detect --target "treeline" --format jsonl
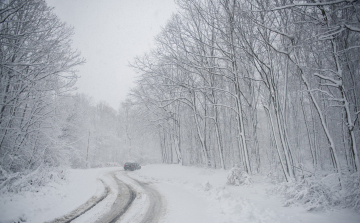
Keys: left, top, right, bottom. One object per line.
{"left": 0, "top": 0, "right": 158, "bottom": 192}
{"left": 0, "top": 0, "right": 83, "bottom": 191}
{"left": 130, "top": 0, "right": 360, "bottom": 181}
{"left": 57, "top": 95, "right": 160, "bottom": 169}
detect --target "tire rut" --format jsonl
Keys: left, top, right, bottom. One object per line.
{"left": 48, "top": 171, "right": 160, "bottom": 223}
{"left": 95, "top": 172, "right": 136, "bottom": 223}
{"left": 134, "top": 179, "right": 163, "bottom": 223}
{"left": 47, "top": 180, "right": 110, "bottom": 223}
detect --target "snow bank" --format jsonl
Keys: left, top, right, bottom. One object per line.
{"left": 0, "top": 167, "right": 117, "bottom": 223}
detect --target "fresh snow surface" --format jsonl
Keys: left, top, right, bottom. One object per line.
{"left": 0, "top": 167, "right": 116, "bottom": 223}
{"left": 1, "top": 164, "right": 360, "bottom": 223}
{"left": 130, "top": 164, "right": 360, "bottom": 223}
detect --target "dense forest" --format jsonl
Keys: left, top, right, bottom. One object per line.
{"left": 128, "top": 0, "right": 360, "bottom": 209}
{"left": 1, "top": 0, "right": 360, "bottom": 210}
{"left": 131, "top": 0, "right": 360, "bottom": 179}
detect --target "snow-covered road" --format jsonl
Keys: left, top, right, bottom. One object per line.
{"left": 1, "top": 165, "right": 360, "bottom": 223}
{"left": 67, "top": 170, "right": 164, "bottom": 223}
{"left": 129, "top": 178, "right": 163, "bottom": 223}
{"left": 93, "top": 171, "right": 136, "bottom": 223}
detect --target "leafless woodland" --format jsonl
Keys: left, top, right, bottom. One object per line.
{"left": 1, "top": 0, "right": 360, "bottom": 210}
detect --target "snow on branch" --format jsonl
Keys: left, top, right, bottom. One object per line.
{"left": 344, "top": 24, "right": 360, "bottom": 32}
{"left": 309, "top": 89, "right": 335, "bottom": 99}
{"left": 271, "top": 0, "right": 355, "bottom": 11}
{"left": 318, "top": 27, "right": 346, "bottom": 41}
{"left": 352, "top": 111, "right": 360, "bottom": 129}
{"left": 251, "top": 19, "right": 295, "bottom": 41}
{"left": 314, "top": 73, "right": 342, "bottom": 87}
{"left": 338, "top": 45, "right": 360, "bottom": 53}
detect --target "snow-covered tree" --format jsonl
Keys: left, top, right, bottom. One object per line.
{"left": 0, "top": 0, "right": 84, "bottom": 191}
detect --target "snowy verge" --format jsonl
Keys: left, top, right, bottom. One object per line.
{"left": 271, "top": 172, "right": 360, "bottom": 212}
{"left": 129, "top": 164, "right": 360, "bottom": 223}
{"left": 0, "top": 167, "right": 119, "bottom": 223}
{"left": 48, "top": 180, "right": 109, "bottom": 223}
{"left": 71, "top": 168, "right": 122, "bottom": 223}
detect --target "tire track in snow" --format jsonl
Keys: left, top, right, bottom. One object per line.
{"left": 47, "top": 180, "right": 110, "bottom": 223}
{"left": 117, "top": 172, "right": 164, "bottom": 223}
{"left": 48, "top": 170, "right": 163, "bottom": 223}
{"left": 94, "top": 172, "right": 136, "bottom": 223}
{"left": 132, "top": 179, "right": 163, "bottom": 223}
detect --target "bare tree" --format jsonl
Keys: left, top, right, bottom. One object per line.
{"left": 0, "top": 0, "right": 84, "bottom": 191}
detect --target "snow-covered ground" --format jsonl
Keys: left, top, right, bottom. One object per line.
{"left": 129, "top": 164, "right": 360, "bottom": 223}
{"left": 0, "top": 168, "right": 106, "bottom": 223}
{"left": 1, "top": 164, "right": 359, "bottom": 223}
{"left": 0, "top": 167, "right": 126, "bottom": 223}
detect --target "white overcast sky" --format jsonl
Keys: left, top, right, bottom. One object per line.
{"left": 46, "top": 0, "right": 177, "bottom": 109}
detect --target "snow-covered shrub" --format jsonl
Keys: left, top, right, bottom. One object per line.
{"left": 264, "top": 171, "right": 284, "bottom": 184}
{"left": 202, "top": 181, "right": 212, "bottom": 191}
{"left": 342, "top": 172, "right": 360, "bottom": 211}
{"left": 273, "top": 174, "right": 341, "bottom": 211}
{"left": 227, "top": 166, "right": 252, "bottom": 186}
{"left": 0, "top": 164, "right": 66, "bottom": 193}
{"left": 272, "top": 173, "right": 360, "bottom": 212}
{"left": 215, "top": 187, "right": 231, "bottom": 200}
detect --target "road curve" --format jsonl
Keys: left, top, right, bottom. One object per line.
{"left": 95, "top": 170, "right": 164, "bottom": 223}
{"left": 48, "top": 169, "right": 163, "bottom": 223}
{"left": 130, "top": 177, "right": 163, "bottom": 223}
{"left": 95, "top": 172, "right": 136, "bottom": 223}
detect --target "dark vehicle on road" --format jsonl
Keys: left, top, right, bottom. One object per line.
{"left": 124, "top": 162, "right": 141, "bottom": 171}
